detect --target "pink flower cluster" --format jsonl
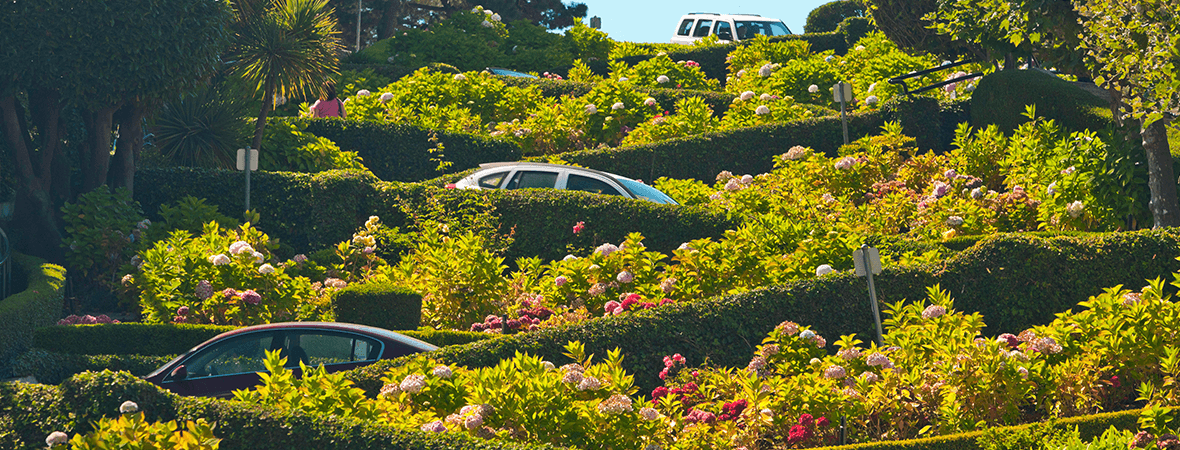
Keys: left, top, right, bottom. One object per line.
{"left": 718, "top": 399, "right": 748, "bottom": 421}
{"left": 677, "top": 60, "right": 700, "bottom": 68}
{"left": 787, "top": 413, "right": 831, "bottom": 445}
{"left": 604, "top": 293, "right": 670, "bottom": 316}
{"left": 683, "top": 408, "right": 716, "bottom": 424}
{"left": 659, "top": 353, "right": 687, "bottom": 380}
{"left": 57, "top": 314, "right": 119, "bottom": 326}
{"left": 541, "top": 72, "right": 563, "bottom": 80}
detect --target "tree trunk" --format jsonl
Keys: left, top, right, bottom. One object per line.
{"left": 251, "top": 79, "right": 276, "bottom": 152}
{"left": 376, "top": 1, "right": 401, "bottom": 40}
{"left": 28, "top": 88, "right": 62, "bottom": 183}
{"left": 1142, "top": 118, "right": 1180, "bottom": 228}
{"left": 109, "top": 102, "right": 145, "bottom": 193}
{"left": 1, "top": 95, "right": 66, "bottom": 262}
{"left": 81, "top": 105, "right": 120, "bottom": 192}
{"left": 0, "top": 95, "right": 39, "bottom": 191}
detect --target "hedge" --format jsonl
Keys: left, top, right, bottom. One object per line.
{"left": 971, "top": 69, "right": 1113, "bottom": 135}
{"left": 812, "top": 409, "right": 1140, "bottom": 450}
{"left": 549, "top": 32, "right": 849, "bottom": 85}
{"left": 31, "top": 323, "right": 494, "bottom": 357}
{"left": 497, "top": 76, "right": 739, "bottom": 116}
{"left": 0, "top": 362, "right": 1142, "bottom": 450}
{"left": 332, "top": 282, "right": 422, "bottom": 330}
{"left": 284, "top": 117, "right": 522, "bottom": 183}
{"left": 0, "top": 370, "right": 554, "bottom": 450}
{"left": 0, "top": 253, "right": 66, "bottom": 378}
{"left": 10, "top": 349, "right": 174, "bottom": 384}
{"left": 133, "top": 169, "right": 736, "bottom": 262}
{"left": 540, "top": 96, "right": 966, "bottom": 183}
{"left": 343, "top": 230, "right": 1180, "bottom": 395}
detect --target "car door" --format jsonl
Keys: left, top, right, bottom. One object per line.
{"left": 284, "top": 329, "right": 385, "bottom": 374}
{"left": 159, "top": 330, "right": 277, "bottom": 398}
{"left": 561, "top": 172, "right": 628, "bottom": 198}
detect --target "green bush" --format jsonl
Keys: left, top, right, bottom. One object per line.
{"left": 11, "top": 349, "right": 175, "bottom": 384}
{"left": 289, "top": 118, "right": 521, "bottom": 183}
{"left": 332, "top": 282, "right": 422, "bottom": 330}
{"left": 497, "top": 74, "right": 739, "bottom": 116}
{"left": 811, "top": 410, "right": 1139, "bottom": 449}
{"left": 838, "top": 16, "right": 876, "bottom": 49}
{"left": 0, "top": 253, "right": 66, "bottom": 378}
{"left": 971, "top": 69, "right": 1114, "bottom": 134}
{"left": 806, "top": 0, "right": 867, "bottom": 34}
{"left": 133, "top": 169, "right": 735, "bottom": 263}
{"left": 33, "top": 323, "right": 237, "bottom": 356}
{"left": 343, "top": 230, "right": 1180, "bottom": 395}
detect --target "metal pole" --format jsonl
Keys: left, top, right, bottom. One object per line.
{"left": 840, "top": 415, "right": 847, "bottom": 445}
{"left": 356, "top": 0, "right": 362, "bottom": 52}
{"left": 244, "top": 146, "right": 252, "bottom": 213}
{"left": 839, "top": 81, "right": 849, "bottom": 145}
{"left": 861, "top": 244, "right": 885, "bottom": 347}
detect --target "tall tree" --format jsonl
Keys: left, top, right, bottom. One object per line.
{"left": 0, "top": 0, "right": 233, "bottom": 260}
{"left": 228, "top": 0, "right": 344, "bottom": 153}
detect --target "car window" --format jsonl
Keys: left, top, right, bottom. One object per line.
{"left": 506, "top": 171, "right": 558, "bottom": 189}
{"left": 567, "top": 174, "right": 623, "bottom": 196}
{"left": 714, "top": 21, "right": 733, "bottom": 40}
{"left": 677, "top": 19, "right": 694, "bottom": 36}
{"left": 478, "top": 171, "right": 508, "bottom": 189}
{"left": 615, "top": 178, "right": 679, "bottom": 205}
{"left": 693, "top": 20, "right": 713, "bottom": 37}
{"left": 289, "top": 331, "right": 382, "bottom": 366}
{"left": 182, "top": 332, "right": 274, "bottom": 379}
{"left": 735, "top": 20, "right": 791, "bottom": 37}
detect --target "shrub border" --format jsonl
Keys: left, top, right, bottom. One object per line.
{"left": 0, "top": 253, "right": 66, "bottom": 378}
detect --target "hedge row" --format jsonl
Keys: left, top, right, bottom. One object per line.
{"left": 344, "top": 230, "right": 1180, "bottom": 395}
{"left": 0, "top": 370, "right": 553, "bottom": 450}
{"left": 0, "top": 253, "right": 66, "bottom": 378}
{"left": 496, "top": 76, "right": 740, "bottom": 115}
{"left": 550, "top": 32, "right": 849, "bottom": 84}
{"left": 11, "top": 349, "right": 173, "bottom": 384}
{"left": 814, "top": 409, "right": 1140, "bottom": 450}
{"left": 542, "top": 96, "right": 965, "bottom": 183}
{"left": 333, "top": 283, "right": 422, "bottom": 330}
{"left": 31, "top": 323, "right": 494, "bottom": 357}
{"left": 0, "top": 359, "right": 1142, "bottom": 450}
{"left": 132, "top": 169, "right": 736, "bottom": 261}
{"left": 285, "top": 117, "right": 521, "bottom": 183}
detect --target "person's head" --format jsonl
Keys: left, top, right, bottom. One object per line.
{"left": 320, "top": 82, "right": 337, "bottom": 101}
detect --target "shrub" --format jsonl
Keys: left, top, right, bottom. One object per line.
{"left": 0, "top": 253, "right": 66, "bottom": 378}
{"left": 60, "top": 187, "right": 147, "bottom": 289}
{"left": 805, "top": 0, "right": 867, "bottom": 34}
{"left": 12, "top": 349, "right": 175, "bottom": 385}
{"left": 333, "top": 282, "right": 422, "bottom": 330}
{"left": 971, "top": 69, "right": 1114, "bottom": 134}
{"left": 259, "top": 120, "right": 366, "bottom": 173}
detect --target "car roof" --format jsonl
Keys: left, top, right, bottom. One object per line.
{"left": 683, "top": 13, "right": 773, "bottom": 20}
{"left": 199, "top": 322, "right": 438, "bottom": 352}
{"left": 476, "top": 161, "right": 626, "bottom": 181}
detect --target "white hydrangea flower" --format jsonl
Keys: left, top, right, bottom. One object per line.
{"left": 46, "top": 431, "right": 69, "bottom": 447}
{"left": 491, "top": 13, "right": 501, "bottom": 22}
{"left": 209, "top": 254, "right": 231, "bottom": 266}
{"left": 1067, "top": 200, "right": 1084, "bottom": 218}
{"left": 865, "top": 95, "right": 879, "bottom": 105}
{"left": 454, "top": 73, "right": 467, "bottom": 81}
{"left": 656, "top": 75, "right": 670, "bottom": 84}
{"left": 481, "top": 20, "right": 493, "bottom": 27}
{"left": 815, "top": 264, "right": 833, "bottom": 276}
{"left": 585, "top": 104, "right": 598, "bottom": 114}
{"left": 379, "top": 92, "right": 394, "bottom": 103}
{"left": 357, "top": 89, "right": 371, "bottom": 96}
{"left": 758, "top": 64, "right": 773, "bottom": 77}
{"left": 740, "top": 91, "right": 755, "bottom": 101}
{"left": 258, "top": 263, "right": 276, "bottom": 274}
{"left": 755, "top": 105, "right": 770, "bottom": 115}
{"left": 432, "top": 365, "right": 453, "bottom": 378}
{"left": 644, "top": 97, "right": 657, "bottom": 106}
{"left": 119, "top": 401, "right": 138, "bottom": 413}
{"left": 611, "top": 102, "right": 624, "bottom": 110}
{"left": 808, "top": 84, "right": 819, "bottom": 93}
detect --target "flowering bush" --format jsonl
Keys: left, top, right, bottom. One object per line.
{"left": 128, "top": 222, "right": 331, "bottom": 325}
{"left": 57, "top": 314, "right": 120, "bottom": 325}
{"left": 259, "top": 120, "right": 365, "bottom": 173}
{"left": 610, "top": 53, "right": 719, "bottom": 91}
{"left": 61, "top": 187, "right": 147, "bottom": 290}
{"left": 49, "top": 412, "right": 220, "bottom": 450}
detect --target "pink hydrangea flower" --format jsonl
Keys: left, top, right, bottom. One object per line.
{"left": 824, "top": 365, "right": 847, "bottom": 379}
{"left": 554, "top": 276, "right": 568, "bottom": 287}
{"left": 594, "top": 243, "right": 619, "bottom": 256}
{"left": 617, "top": 271, "right": 634, "bottom": 283}
{"left": 572, "top": 221, "right": 585, "bottom": 234}
{"left": 241, "top": 289, "right": 261, "bottom": 305}
{"left": 921, "top": 304, "right": 946, "bottom": 319}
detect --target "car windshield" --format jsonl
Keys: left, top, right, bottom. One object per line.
{"left": 735, "top": 20, "right": 791, "bottom": 38}
{"left": 615, "top": 178, "right": 678, "bottom": 205}
{"left": 488, "top": 68, "right": 537, "bottom": 78}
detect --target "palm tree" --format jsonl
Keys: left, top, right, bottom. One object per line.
{"left": 229, "top": 0, "right": 343, "bottom": 152}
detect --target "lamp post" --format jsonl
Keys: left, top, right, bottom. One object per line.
{"left": 237, "top": 147, "right": 258, "bottom": 212}
{"left": 356, "top": 0, "right": 362, "bottom": 51}
{"left": 833, "top": 81, "right": 853, "bottom": 146}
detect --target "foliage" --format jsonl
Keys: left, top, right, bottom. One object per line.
{"left": 64, "top": 412, "right": 220, "bottom": 450}
{"left": 806, "top": 0, "right": 867, "bottom": 34}
{"left": 0, "top": 254, "right": 66, "bottom": 378}
{"left": 971, "top": 68, "right": 1114, "bottom": 134}
{"left": 927, "top": 0, "right": 1085, "bottom": 74}
{"left": 128, "top": 222, "right": 333, "bottom": 326}
{"left": 149, "top": 84, "right": 253, "bottom": 169}
{"left": 259, "top": 120, "right": 366, "bottom": 173}
{"left": 60, "top": 187, "right": 147, "bottom": 289}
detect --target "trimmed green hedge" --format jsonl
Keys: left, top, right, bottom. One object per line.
{"left": 0, "top": 253, "right": 66, "bottom": 378}
{"left": 333, "top": 282, "right": 422, "bottom": 330}
{"left": 284, "top": 117, "right": 522, "bottom": 183}
{"left": 133, "top": 169, "right": 736, "bottom": 262}
{"left": 11, "top": 349, "right": 174, "bottom": 384}
{"left": 971, "top": 69, "right": 1113, "bottom": 134}
{"left": 32, "top": 323, "right": 494, "bottom": 357}
{"left": 0, "top": 370, "right": 554, "bottom": 450}
{"left": 344, "top": 230, "right": 1180, "bottom": 395}
{"left": 497, "top": 76, "right": 739, "bottom": 116}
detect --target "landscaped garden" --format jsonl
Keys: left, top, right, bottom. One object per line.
{"left": 2, "top": 0, "right": 1180, "bottom": 449}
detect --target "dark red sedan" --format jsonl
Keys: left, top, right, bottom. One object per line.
{"left": 142, "top": 322, "right": 438, "bottom": 397}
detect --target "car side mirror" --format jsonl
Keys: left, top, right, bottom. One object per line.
{"left": 170, "top": 365, "right": 188, "bottom": 380}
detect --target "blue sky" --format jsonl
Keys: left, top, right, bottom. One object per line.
{"left": 576, "top": 0, "right": 834, "bottom": 43}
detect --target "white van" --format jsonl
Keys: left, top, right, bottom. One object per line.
{"left": 671, "top": 13, "right": 793, "bottom": 45}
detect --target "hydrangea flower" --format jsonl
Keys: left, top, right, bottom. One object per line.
{"left": 644, "top": 97, "right": 657, "bottom": 107}
{"left": 357, "top": 89, "right": 371, "bottom": 96}
{"left": 490, "top": 13, "right": 501, "bottom": 21}
{"left": 588, "top": 283, "right": 607, "bottom": 297}
{"left": 921, "top": 304, "right": 946, "bottom": 319}
{"left": 616, "top": 270, "right": 634, "bottom": 283}
{"left": 379, "top": 383, "right": 400, "bottom": 397}
{"left": 725, "top": 178, "right": 742, "bottom": 191}
{"left": 970, "top": 187, "right": 985, "bottom": 199}
{"left": 865, "top": 353, "right": 893, "bottom": 368}
{"left": 453, "top": 74, "right": 467, "bottom": 81}
{"left": 866, "top": 95, "right": 879, "bottom": 105}
{"left": 46, "top": 431, "right": 69, "bottom": 447}
{"left": 824, "top": 365, "right": 847, "bottom": 379}
{"left": 252, "top": 251, "right": 264, "bottom": 264}
{"left": 258, "top": 263, "right": 275, "bottom": 274}
{"left": 740, "top": 91, "right": 755, "bottom": 101}
{"left": 861, "top": 371, "right": 880, "bottom": 383}
{"left": 808, "top": 84, "right": 819, "bottom": 93}
{"left": 563, "top": 254, "right": 578, "bottom": 261}
{"left": 400, "top": 374, "right": 427, "bottom": 393}
{"left": 800, "top": 329, "right": 816, "bottom": 340}
{"left": 755, "top": 105, "right": 770, "bottom": 115}
{"left": 932, "top": 181, "right": 950, "bottom": 197}
{"left": 420, "top": 420, "right": 447, "bottom": 432}
{"left": 815, "top": 264, "right": 833, "bottom": 276}
{"left": 229, "top": 241, "right": 253, "bottom": 255}
{"left": 554, "top": 276, "right": 568, "bottom": 287}
{"left": 946, "top": 216, "right": 964, "bottom": 227}
{"left": 241, "top": 289, "right": 262, "bottom": 305}
{"left": 758, "top": 64, "right": 773, "bottom": 77}
{"left": 778, "top": 321, "right": 800, "bottom": 335}
{"left": 119, "top": 401, "right": 138, "bottom": 413}
{"left": 834, "top": 156, "right": 855, "bottom": 170}
{"left": 656, "top": 75, "right": 670, "bottom": 84}
{"left": 481, "top": 20, "right": 493, "bottom": 27}
{"left": 379, "top": 92, "right": 393, "bottom": 103}
{"left": 597, "top": 394, "right": 633, "bottom": 414}
{"left": 611, "top": 102, "right": 624, "bottom": 110}
{"left": 825, "top": 55, "right": 835, "bottom": 63}
{"left": 577, "top": 375, "right": 602, "bottom": 390}
{"left": 640, "top": 407, "right": 659, "bottom": 420}
{"left": 1067, "top": 200, "right": 1084, "bottom": 218}
{"left": 585, "top": 104, "right": 598, "bottom": 114}
{"left": 595, "top": 243, "right": 619, "bottom": 256}
{"left": 177, "top": 306, "right": 190, "bottom": 316}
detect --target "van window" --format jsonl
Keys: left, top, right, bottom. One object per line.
{"left": 714, "top": 21, "right": 732, "bottom": 40}
{"left": 506, "top": 171, "right": 558, "bottom": 190}
{"left": 693, "top": 20, "right": 713, "bottom": 37}
{"left": 567, "top": 174, "right": 623, "bottom": 196}
{"left": 677, "top": 19, "right": 694, "bottom": 36}
{"left": 735, "top": 20, "right": 792, "bottom": 37}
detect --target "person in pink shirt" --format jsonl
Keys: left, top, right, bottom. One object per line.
{"left": 310, "top": 83, "right": 345, "bottom": 118}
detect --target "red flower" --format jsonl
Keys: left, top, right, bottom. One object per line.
{"left": 816, "top": 416, "right": 830, "bottom": 428}
{"left": 787, "top": 424, "right": 813, "bottom": 444}
{"left": 652, "top": 386, "right": 669, "bottom": 400}
{"left": 572, "top": 221, "right": 585, "bottom": 234}
{"left": 798, "top": 413, "right": 815, "bottom": 427}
